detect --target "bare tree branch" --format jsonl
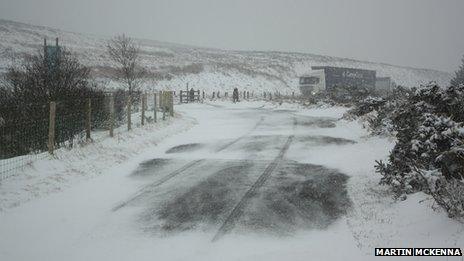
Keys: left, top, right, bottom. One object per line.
{"left": 106, "top": 34, "right": 145, "bottom": 95}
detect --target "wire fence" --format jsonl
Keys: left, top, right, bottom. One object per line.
{"left": 0, "top": 91, "right": 174, "bottom": 180}
{"left": 173, "top": 89, "right": 300, "bottom": 103}
{"left": 1, "top": 88, "right": 296, "bottom": 180}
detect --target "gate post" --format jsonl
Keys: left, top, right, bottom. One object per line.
{"left": 127, "top": 95, "right": 132, "bottom": 131}
{"left": 48, "top": 101, "right": 56, "bottom": 155}
{"left": 141, "top": 93, "right": 146, "bottom": 126}
{"left": 86, "top": 98, "right": 91, "bottom": 141}
{"left": 109, "top": 94, "right": 114, "bottom": 137}
{"left": 169, "top": 91, "right": 174, "bottom": 116}
{"left": 154, "top": 92, "right": 157, "bottom": 123}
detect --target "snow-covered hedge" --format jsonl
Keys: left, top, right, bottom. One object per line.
{"left": 351, "top": 84, "right": 464, "bottom": 219}
{"left": 344, "top": 86, "right": 411, "bottom": 135}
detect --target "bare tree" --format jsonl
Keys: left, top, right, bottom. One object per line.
{"left": 106, "top": 34, "right": 145, "bottom": 95}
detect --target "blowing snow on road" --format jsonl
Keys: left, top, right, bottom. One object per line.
{"left": 1, "top": 101, "right": 462, "bottom": 260}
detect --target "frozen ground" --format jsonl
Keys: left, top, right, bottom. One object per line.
{"left": 0, "top": 101, "right": 463, "bottom": 261}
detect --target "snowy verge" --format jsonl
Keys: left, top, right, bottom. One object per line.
{"left": 0, "top": 113, "right": 196, "bottom": 212}
{"left": 347, "top": 175, "right": 464, "bottom": 255}
{"left": 282, "top": 100, "right": 464, "bottom": 255}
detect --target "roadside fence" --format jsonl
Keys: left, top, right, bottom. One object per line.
{"left": 0, "top": 91, "right": 174, "bottom": 180}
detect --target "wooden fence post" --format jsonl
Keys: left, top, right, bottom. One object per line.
{"left": 169, "top": 91, "right": 174, "bottom": 116}
{"left": 86, "top": 98, "right": 91, "bottom": 141}
{"left": 160, "top": 91, "right": 164, "bottom": 109}
{"left": 127, "top": 95, "right": 132, "bottom": 131}
{"left": 162, "top": 91, "right": 166, "bottom": 121}
{"left": 202, "top": 91, "right": 205, "bottom": 99}
{"left": 109, "top": 94, "right": 114, "bottom": 137}
{"left": 48, "top": 101, "right": 56, "bottom": 155}
{"left": 154, "top": 92, "right": 157, "bottom": 123}
{"left": 180, "top": 90, "right": 183, "bottom": 103}
{"left": 247, "top": 91, "right": 249, "bottom": 99}
{"left": 141, "top": 93, "right": 146, "bottom": 126}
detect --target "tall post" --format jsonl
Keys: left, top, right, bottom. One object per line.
{"left": 154, "top": 92, "right": 157, "bottom": 123}
{"left": 109, "top": 94, "right": 114, "bottom": 137}
{"left": 86, "top": 98, "right": 91, "bottom": 141}
{"left": 141, "top": 93, "right": 146, "bottom": 126}
{"left": 48, "top": 101, "right": 56, "bottom": 155}
{"left": 169, "top": 91, "right": 174, "bottom": 116}
{"left": 202, "top": 91, "right": 205, "bottom": 99}
{"left": 159, "top": 91, "right": 164, "bottom": 109}
{"left": 127, "top": 95, "right": 132, "bottom": 131}
{"left": 180, "top": 90, "right": 183, "bottom": 103}
{"left": 247, "top": 91, "right": 249, "bottom": 99}
{"left": 162, "top": 92, "right": 166, "bottom": 121}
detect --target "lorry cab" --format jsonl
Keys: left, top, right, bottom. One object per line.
{"left": 299, "top": 69, "right": 326, "bottom": 96}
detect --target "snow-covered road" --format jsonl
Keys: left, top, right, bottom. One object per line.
{"left": 0, "top": 101, "right": 462, "bottom": 261}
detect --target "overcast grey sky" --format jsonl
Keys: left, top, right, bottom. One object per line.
{"left": 1, "top": 0, "right": 463, "bottom": 72}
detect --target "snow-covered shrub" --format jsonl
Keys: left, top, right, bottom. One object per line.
{"left": 350, "top": 96, "right": 386, "bottom": 116}
{"left": 417, "top": 168, "right": 464, "bottom": 219}
{"left": 450, "top": 55, "right": 464, "bottom": 87}
{"left": 0, "top": 48, "right": 108, "bottom": 157}
{"left": 436, "top": 177, "right": 464, "bottom": 218}
{"left": 345, "top": 87, "right": 412, "bottom": 134}
{"left": 375, "top": 83, "right": 464, "bottom": 219}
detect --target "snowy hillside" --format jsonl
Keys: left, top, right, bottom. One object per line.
{"left": 0, "top": 19, "right": 452, "bottom": 92}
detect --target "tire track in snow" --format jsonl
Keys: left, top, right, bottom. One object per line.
{"left": 215, "top": 116, "right": 265, "bottom": 152}
{"left": 113, "top": 159, "right": 204, "bottom": 211}
{"left": 212, "top": 117, "right": 296, "bottom": 241}
{"left": 113, "top": 115, "right": 266, "bottom": 211}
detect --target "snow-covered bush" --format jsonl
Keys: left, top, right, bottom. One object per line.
{"left": 450, "top": 56, "right": 464, "bottom": 87}
{"left": 345, "top": 87, "right": 411, "bottom": 135}
{"left": 0, "top": 48, "right": 109, "bottom": 157}
{"left": 417, "top": 168, "right": 464, "bottom": 219}
{"left": 350, "top": 96, "right": 386, "bottom": 116}
{"left": 374, "top": 83, "right": 464, "bottom": 219}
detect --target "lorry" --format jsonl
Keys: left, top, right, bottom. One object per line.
{"left": 299, "top": 66, "right": 377, "bottom": 96}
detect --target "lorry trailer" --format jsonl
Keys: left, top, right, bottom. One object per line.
{"left": 299, "top": 66, "right": 376, "bottom": 96}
